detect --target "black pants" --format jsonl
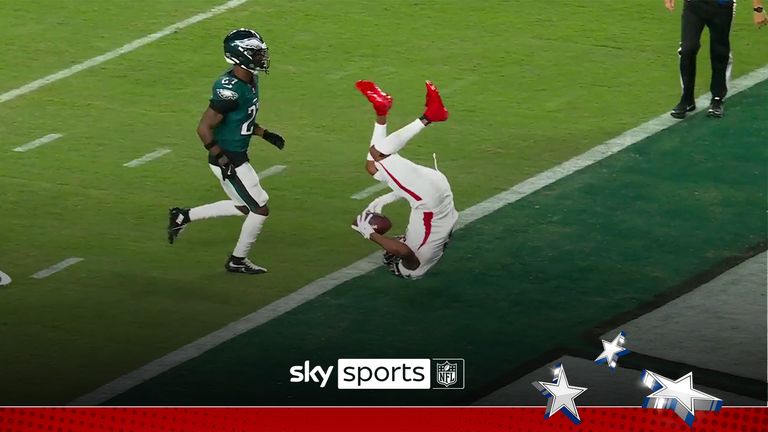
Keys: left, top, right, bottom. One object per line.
{"left": 678, "top": 0, "right": 734, "bottom": 102}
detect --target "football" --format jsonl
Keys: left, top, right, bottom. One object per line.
{"left": 353, "top": 212, "right": 392, "bottom": 235}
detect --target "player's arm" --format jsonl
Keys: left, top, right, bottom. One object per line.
{"left": 369, "top": 233, "right": 420, "bottom": 269}
{"left": 365, "top": 192, "right": 403, "bottom": 214}
{"left": 196, "top": 107, "right": 231, "bottom": 167}
{"left": 253, "top": 124, "right": 285, "bottom": 150}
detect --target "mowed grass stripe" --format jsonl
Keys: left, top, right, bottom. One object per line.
{"left": 72, "top": 65, "right": 768, "bottom": 405}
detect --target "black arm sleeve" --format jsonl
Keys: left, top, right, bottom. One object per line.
{"left": 209, "top": 99, "right": 238, "bottom": 114}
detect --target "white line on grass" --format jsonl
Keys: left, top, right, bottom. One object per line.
{"left": 351, "top": 183, "right": 387, "bottom": 200}
{"left": 0, "top": 270, "right": 11, "bottom": 286}
{"left": 31, "top": 258, "right": 84, "bottom": 279}
{"left": 13, "top": 134, "right": 63, "bottom": 152}
{"left": 70, "top": 64, "right": 768, "bottom": 406}
{"left": 259, "top": 165, "right": 287, "bottom": 179}
{"left": 123, "top": 148, "right": 172, "bottom": 168}
{"left": 0, "top": 0, "right": 247, "bottom": 104}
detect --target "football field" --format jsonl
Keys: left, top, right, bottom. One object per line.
{"left": 0, "top": 1, "right": 765, "bottom": 405}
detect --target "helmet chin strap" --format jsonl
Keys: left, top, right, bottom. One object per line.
{"left": 223, "top": 55, "right": 263, "bottom": 75}
{"left": 241, "top": 65, "right": 259, "bottom": 74}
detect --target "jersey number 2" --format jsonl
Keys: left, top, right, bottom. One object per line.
{"left": 241, "top": 106, "right": 256, "bottom": 135}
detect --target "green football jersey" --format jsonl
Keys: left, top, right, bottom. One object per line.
{"left": 209, "top": 70, "right": 260, "bottom": 153}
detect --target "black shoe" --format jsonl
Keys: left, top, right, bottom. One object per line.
{"left": 707, "top": 97, "right": 724, "bottom": 118}
{"left": 671, "top": 101, "right": 696, "bottom": 119}
{"left": 225, "top": 256, "right": 268, "bottom": 274}
{"left": 167, "top": 207, "right": 190, "bottom": 244}
{"left": 383, "top": 251, "right": 397, "bottom": 266}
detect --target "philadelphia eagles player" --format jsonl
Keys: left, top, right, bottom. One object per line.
{"left": 167, "top": 28, "right": 285, "bottom": 274}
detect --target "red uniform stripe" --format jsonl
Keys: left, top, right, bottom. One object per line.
{"left": 378, "top": 162, "right": 423, "bottom": 201}
{"left": 418, "top": 211, "right": 434, "bottom": 250}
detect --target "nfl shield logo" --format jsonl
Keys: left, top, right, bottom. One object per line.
{"left": 436, "top": 361, "right": 458, "bottom": 387}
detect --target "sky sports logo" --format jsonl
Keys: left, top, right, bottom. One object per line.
{"left": 289, "top": 358, "right": 465, "bottom": 390}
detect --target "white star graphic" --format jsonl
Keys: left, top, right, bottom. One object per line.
{"left": 594, "top": 330, "right": 629, "bottom": 369}
{"left": 641, "top": 370, "right": 723, "bottom": 426}
{"left": 532, "top": 364, "right": 588, "bottom": 424}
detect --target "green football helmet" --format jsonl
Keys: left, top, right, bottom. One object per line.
{"left": 223, "top": 28, "right": 270, "bottom": 74}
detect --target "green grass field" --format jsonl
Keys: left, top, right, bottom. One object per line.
{"left": 0, "top": 1, "right": 765, "bottom": 404}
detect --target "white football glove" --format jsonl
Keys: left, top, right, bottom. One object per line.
{"left": 365, "top": 199, "right": 385, "bottom": 215}
{"left": 351, "top": 213, "right": 376, "bottom": 239}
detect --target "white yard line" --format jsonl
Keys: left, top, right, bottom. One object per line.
{"left": 13, "top": 134, "right": 63, "bottom": 152}
{"left": 0, "top": 270, "right": 11, "bottom": 286}
{"left": 123, "top": 148, "right": 172, "bottom": 168}
{"left": 259, "top": 165, "right": 287, "bottom": 179}
{"left": 70, "top": 64, "right": 768, "bottom": 406}
{"left": 31, "top": 258, "right": 84, "bottom": 279}
{"left": 351, "top": 183, "right": 388, "bottom": 200}
{"left": 0, "top": 0, "right": 247, "bottom": 104}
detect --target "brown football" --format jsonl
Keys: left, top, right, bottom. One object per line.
{"left": 353, "top": 212, "right": 392, "bottom": 235}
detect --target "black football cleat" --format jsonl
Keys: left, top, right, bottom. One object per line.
{"left": 225, "top": 256, "right": 268, "bottom": 275}
{"left": 671, "top": 101, "right": 696, "bottom": 119}
{"left": 167, "top": 207, "right": 190, "bottom": 244}
{"left": 383, "top": 251, "right": 397, "bottom": 266}
{"left": 707, "top": 97, "right": 724, "bottom": 118}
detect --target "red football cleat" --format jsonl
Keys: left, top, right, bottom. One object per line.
{"left": 422, "top": 80, "right": 448, "bottom": 123}
{"left": 355, "top": 80, "right": 393, "bottom": 116}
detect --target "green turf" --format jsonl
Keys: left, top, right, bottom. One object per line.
{"left": 111, "top": 81, "right": 768, "bottom": 405}
{"left": 0, "top": 1, "right": 765, "bottom": 404}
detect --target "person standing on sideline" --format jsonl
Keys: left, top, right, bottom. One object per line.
{"left": 666, "top": 0, "right": 767, "bottom": 119}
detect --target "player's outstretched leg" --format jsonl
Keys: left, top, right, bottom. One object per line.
{"left": 167, "top": 200, "right": 245, "bottom": 244}
{"left": 356, "top": 80, "right": 392, "bottom": 167}
{"left": 370, "top": 80, "right": 449, "bottom": 156}
{"left": 226, "top": 211, "right": 268, "bottom": 274}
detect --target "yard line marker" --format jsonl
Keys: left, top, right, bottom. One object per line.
{"left": 351, "top": 183, "right": 387, "bottom": 200}
{"left": 0, "top": 0, "right": 247, "bottom": 104}
{"left": 123, "top": 148, "right": 172, "bottom": 167}
{"left": 13, "top": 134, "right": 63, "bottom": 152}
{"left": 70, "top": 64, "right": 768, "bottom": 406}
{"left": 259, "top": 165, "right": 287, "bottom": 179}
{"left": 31, "top": 258, "right": 84, "bottom": 279}
{"left": 0, "top": 270, "right": 11, "bottom": 286}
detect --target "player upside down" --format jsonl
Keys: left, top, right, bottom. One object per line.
{"left": 351, "top": 80, "right": 459, "bottom": 279}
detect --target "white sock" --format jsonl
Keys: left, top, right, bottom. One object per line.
{"left": 367, "top": 123, "right": 387, "bottom": 161}
{"left": 232, "top": 213, "right": 268, "bottom": 258}
{"left": 189, "top": 200, "right": 243, "bottom": 221}
{"left": 373, "top": 119, "right": 425, "bottom": 155}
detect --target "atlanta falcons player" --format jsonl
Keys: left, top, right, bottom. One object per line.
{"left": 351, "top": 80, "right": 458, "bottom": 280}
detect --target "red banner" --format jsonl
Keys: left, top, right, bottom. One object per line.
{"left": 0, "top": 407, "right": 765, "bottom": 432}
